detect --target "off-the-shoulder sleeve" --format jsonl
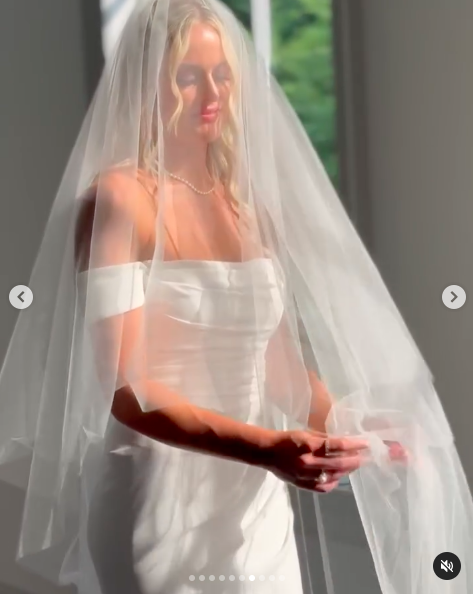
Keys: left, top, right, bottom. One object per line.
{"left": 76, "top": 261, "right": 147, "bottom": 323}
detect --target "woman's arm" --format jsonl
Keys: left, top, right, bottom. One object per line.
{"left": 306, "top": 370, "right": 333, "bottom": 434}
{"left": 112, "top": 382, "right": 278, "bottom": 467}
{"left": 75, "top": 173, "right": 280, "bottom": 469}
{"left": 265, "top": 313, "right": 334, "bottom": 434}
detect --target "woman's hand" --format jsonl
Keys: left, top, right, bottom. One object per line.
{"left": 361, "top": 417, "right": 410, "bottom": 465}
{"left": 385, "top": 440, "right": 410, "bottom": 464}
{"left": 262, "top": 430, "right": 370, "bottom": 494}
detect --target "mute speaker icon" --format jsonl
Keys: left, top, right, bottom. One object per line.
{"left": 433, "top": 552, "right": 460, "bottom": 580}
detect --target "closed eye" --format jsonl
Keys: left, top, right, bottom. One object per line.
{"left": 213, "top": 63, "right": 231, "bottom": 83}
{"left": 176, "top": 65, "right": 201, "bottom": 87}
{"left": 175, "top": 62, "right": 231, "bottom": 87}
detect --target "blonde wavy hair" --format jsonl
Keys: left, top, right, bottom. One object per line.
{"left": 139, "top": 0, "right": 240, "bottom": 205}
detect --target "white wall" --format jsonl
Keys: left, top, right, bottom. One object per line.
{"left": 360, "top": 0, "right": 473, "bottom": 483}
{"left": 0, "top": 1, "right": 100, "bottom": 592}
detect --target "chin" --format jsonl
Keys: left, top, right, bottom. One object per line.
{"left": 195, "top": 122, "right": 222, "bottom": 143}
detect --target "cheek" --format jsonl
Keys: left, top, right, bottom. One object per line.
{"left": 159, "top": 78, "right": 192, "bottom": 111}
{"left": 220, "top": 87, "right": 232, "bottom": 116}
{"left": 180, "top": 87, "right": 197, "bottom": 114}
{"left": 159, "top": 85, "right": 176, "bottom": 119}
{"left": 220, "top": 82, "right": 232, "bottom": 103}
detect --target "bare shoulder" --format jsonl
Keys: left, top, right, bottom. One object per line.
{"left": 74, "top": 166, "right": 157, "bottom": 271}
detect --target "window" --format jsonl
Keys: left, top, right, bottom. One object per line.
{"left": 223, "top": 0, "right": 339, "bottom": 189}
{"left": 100, "top": 0, "right": 136, "bottom": 60}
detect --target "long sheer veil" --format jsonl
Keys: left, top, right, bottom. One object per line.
{"left": 0, "top": 0, "right": 472, "bottom": 592}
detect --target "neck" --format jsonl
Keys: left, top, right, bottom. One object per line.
{"left": 161, "top": 135, "right": 213, "bottom": 187}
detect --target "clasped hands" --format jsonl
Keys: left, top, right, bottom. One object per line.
{"left": 264, "top": 428, "right": 409, "bottom": 494}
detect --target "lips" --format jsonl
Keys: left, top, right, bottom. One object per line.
{"left": 200, "top": 106, "right": 220, "bottom": 122}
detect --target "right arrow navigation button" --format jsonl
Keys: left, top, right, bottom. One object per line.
{"left": 442, "top": 285, "right": 466, "bottom": 310}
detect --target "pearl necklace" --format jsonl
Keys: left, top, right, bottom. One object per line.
{"left": 165, "top": 169, "right": 215, "bottom": 195}
{"left": 149, "top": 160, "right": 215, "bottom": 195}
{"left": 166, "top": 170, "right": 215, "bottom": 195}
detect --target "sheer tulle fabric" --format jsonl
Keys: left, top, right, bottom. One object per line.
{"left": 0, "top": 0, "right": 472, "bottom": 592}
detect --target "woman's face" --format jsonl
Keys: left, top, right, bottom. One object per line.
{"left": 161, "top": 21, "right": 232, "bottom": 143}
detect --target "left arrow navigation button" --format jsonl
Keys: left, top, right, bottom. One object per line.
{"left": 9, "top": 285, "right": 33, "bottom": 310}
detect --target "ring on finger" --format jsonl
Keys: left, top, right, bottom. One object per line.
{"left": 316, "top": 470, "right": 330, "bottom": 484}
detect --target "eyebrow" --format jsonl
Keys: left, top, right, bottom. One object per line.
{"left": 178, "top": 60, "right": 229, "bottom": 70}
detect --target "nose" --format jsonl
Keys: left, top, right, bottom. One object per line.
{"left": 203, "top": 72, "right": 219, "bottom": 102}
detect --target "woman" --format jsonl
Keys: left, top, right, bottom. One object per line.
{"left": 76, "top": 3, "right": 369, "bottom": 591}
{"left": 1, "top": 1, "right": 472, "bottom": 593}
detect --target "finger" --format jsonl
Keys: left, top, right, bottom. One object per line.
{"left": 296, "top": 453, "right": 365, "bottom": 478}
{"left": 298, "top": 451, "right": 359, "bottom": 473}
{"left": 325, "top": 449, "right": 368, "bottom": 458}
{"left": 315, "top": 479, "right": 340, "bottom": 494}
{"left": 295, "top": 477, "right": 340, "bottom": 494}
{"left": 311, "top": 439, "right": 367, "bottom": 459}
{"left": 310, "top": 453, "right": 367, "bottom": 473}
{"left": 325, "top": 436, "right": 371, "bottom": 453}
{"left": 329, "top": 469, "right": 352, "bottom": 480}
{"left": 386, "top": 441, "right": 410, "bottom": 464}
{"left": 301, "top": 450, "right": 365, "bottom": 468}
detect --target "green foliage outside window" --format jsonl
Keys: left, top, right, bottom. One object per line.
{"left": 223, "top": 0, "right": 338, "bottom": 188}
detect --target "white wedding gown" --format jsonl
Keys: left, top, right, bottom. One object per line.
{"left": 82, "top": 258, "right": 304, "bottom": 594}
